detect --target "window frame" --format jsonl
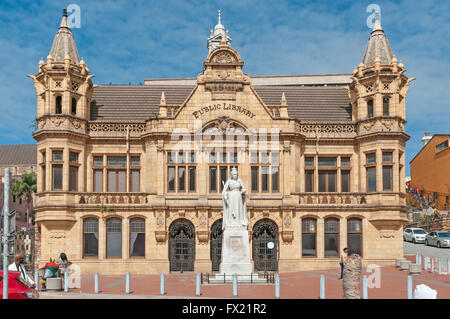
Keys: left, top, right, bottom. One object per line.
{"left": 129, "top": 218, "right": 145, "bottom": 258}
{"left": 324, "top": 218, "right": 340, "bottom": 258}
{"left": 83, "top": 218, "right": 99, "bottom": 258}
{"left": 301, "top": 218, "right": 317, "bottom": 257}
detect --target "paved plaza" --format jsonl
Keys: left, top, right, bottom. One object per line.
{"left": 40, "top": 254, "right": 450, "bottom": 299}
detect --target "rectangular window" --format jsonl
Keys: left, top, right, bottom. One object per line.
{"left": 69, "top": 152, "right": 78, "bottom": 163}
{"left": 319, "top": 171, "right": 336, "bottom": 192}
{"left": 168, "top": 167, "right": 175, "bottom": 191}
{"left": 250, "top": 152, "right": 258, "bottom": 164}
{"left": 251, "top": 166, "right": 259, "bottom": 192}
{"left": 168, "top": 152, "right": 175, "bottom": 163}
{"left": 209, "top": 167, "right": 217, "bottom": 191}
{"left": 305, "top": 171, "right": 314, "bottom": 192}
{"left": 383, "top": 166, "right": 393, "bottom": 191}
{"left": 318, "top": 157, "right": 337, "bottom": 167}
{"left": 42, "top": 165, "right": 46, "bottom": 191}
{"left": 52, "top": 165, "right": 63, "bottom": 190}
{"left": 69, "top": 166, "right": 78, "bottom": 191}
{"left": 305, "top": 157, "right": 314, "bottom": 167}
{"left": 53, "top": 150, "right": 63, "bottom": 161}
{"left": 107, "top": 234, "right": 122, "bottom": 258}
{"left": 341, "top": 157, "right": 350, "bottom": 167}
{"left": 94, "top": 169, "right": 103, "bottom": 192}
{"left": 261, "top": 152, "right": 269, "bottom": 164}
{"left": 178, "top": 166, "right": 186, "bottom": 191}
{"left": 189, "top": 167, "right": 196, "bottom": 191}
{"left": 261, "top": 166, "right": 269, "bottom": 192}
{"left": 108, "top": 170, "right": 126, "bottom": 192}
{"left": 367, "top": 167, "right": 376, "bottom": 192}
{"left": 93, "top": 156, "right": 103, "bottom": 166}
{"left": 131, "top": 170, "right": 140, "bottom": 192}
{"left": 209, "top": 152, "right": 217, "bottom": 164}
{"left": 271, "top": 166, "right": 279, "bottom": 192}
{"left": 382, "top": 152, "right": 393, "bottom": 163}
{"left": 229, "top": 152, "right": 237, "bottom": 163}
{"left": 107, "top": 156, "right": 126, "bottom": 167}
{"left": 131, "top": 156, "right": 140, "bottom": 166}
{"left": 189, "top": 152, "right": 196, "bottom": 163}
{"left": 366, "top": 153, "right": 376, "bottom": 164}
{"left": 341, "top": 171, "right": 350, "bottom": 192}
{"left": 272, "top": 152, "right": 279, "bottom": 165}
{"left": 178, "top": 152, "right": 186, "bottom": 164}
{"left": 220, "top": 167, "right": 227, "bottom": 191}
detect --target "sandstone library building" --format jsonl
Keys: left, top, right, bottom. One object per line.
{"left": 31, "top": 10, "right": 412, "bottom": 274}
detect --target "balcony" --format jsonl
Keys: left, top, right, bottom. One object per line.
{"left": 297, "top": 192, "right": 367, "bottom": 206}
{"left": 76, "top": 192, "right": 150, "bottom": 205}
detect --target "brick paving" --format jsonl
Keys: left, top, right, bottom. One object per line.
{"left": 39, "top": 255, "right": 450, "bottom": 299}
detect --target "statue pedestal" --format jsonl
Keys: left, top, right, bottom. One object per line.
{"left": 219, "top": 228, "right": 253, "bottom": 275}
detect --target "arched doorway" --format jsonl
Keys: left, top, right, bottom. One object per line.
{"left": 210, "top": 219, "right": 223, "bottom": 272}
{"left": 169, "top": 219, "right": 195, "bottom": 272}
{"left": 252, "top": 219, "right": 279, "bottom": 272}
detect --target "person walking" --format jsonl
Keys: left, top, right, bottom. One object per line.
{"left": 8, "top": 253, "right": 35, "bottom": 288}
{"left": 339, "top": 248, "right": 348, "bottom": 280}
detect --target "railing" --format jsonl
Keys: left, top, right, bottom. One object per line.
{"left": 76, "top": 192, "right": 150, "bottom": 205}
{"left": 297, "top": 193, "right": 368, "bottom": 206}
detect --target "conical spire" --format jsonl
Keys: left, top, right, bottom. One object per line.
{"left": 49, "top": 8, "right": 80, "bottom": 65}
{"left": 207, "top": 10, "right": 232, "bottom": 52}
{"left": 361, "top": 12, "right": 393, "bottom": 67}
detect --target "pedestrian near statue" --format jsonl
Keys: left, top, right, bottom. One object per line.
{"left": 56, "top": 252, "right": 72, "bottom": 276}
{"left": 339, "top": 248, "right": 348, "bottom": 280}
{"left": 8, "top": 253, "right": 35, "bottom": 288}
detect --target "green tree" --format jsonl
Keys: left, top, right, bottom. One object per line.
{"left": 10, "top": 171, "right": 37, "bottom": 229}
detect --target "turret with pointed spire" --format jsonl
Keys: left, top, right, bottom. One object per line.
{"left": 207, "top": 10, "right": 232, "bottom": 53}
{"left": 348, "top": 12, "right": 414, "bottom": 124}
{"left": 49, "top": 8, "right": 80, "bottom": 65}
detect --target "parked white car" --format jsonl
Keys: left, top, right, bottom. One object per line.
{"left": 425, "top": 231, "right": 450, "bottom": 248}
{"left": 404, "top": 228, "right": 427, "bottom": 244}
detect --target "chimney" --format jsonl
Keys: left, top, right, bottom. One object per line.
{"left": 421, "top": 131, "right": 432, "bottom": 146}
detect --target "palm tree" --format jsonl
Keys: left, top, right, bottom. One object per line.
{"left": 10, "top": 171, "right": 37, "bottom": 229}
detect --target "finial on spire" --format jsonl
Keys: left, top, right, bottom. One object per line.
{"left": 372, "top": 11, "right": 383, "bottom": 32}
{"left": 220, "top": 28, "right": 227, "bottom": 46}
{"left": 218, "top": 10, "right": 221, "bottom": 25}
{"left": 63, "top": 8, "right": 68, "bottom": 17}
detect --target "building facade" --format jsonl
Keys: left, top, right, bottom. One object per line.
{"left": 31, "top": 10, "right": 412, "bottom": 274}
{"left": 410, "top": 134, "right": 450, "bottom": 211}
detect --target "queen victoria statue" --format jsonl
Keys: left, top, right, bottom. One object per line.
{"left": 222, "top": 167, "right": 248, "bottom": 230}
{"left": 219, "top": 167, "right": 253, "bottom": 276}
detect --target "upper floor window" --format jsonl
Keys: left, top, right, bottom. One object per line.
{"left": 383, "top": 97, "right": 389, "bottom": 116}
{"left": 55, "top": 96, "right": 62, "bottom": 114}
{"left": 366, "top": 153, "right": 376, "bottom": 192}
{"left": 318, "top": 157, "right": 337, "bottom": 192}
{"left": 71, "top": 98, "right": 77, "bottom": 115}
{"left": 367, "top": 99, "right": 374, "bottom": 118}
{"left": 436, "top": 140, "right": 449, "bottom": 152}
{"left": 250, "top": 151, "right": 279, "bottom": 193}
{"left": 382, "top": 151, "right": 393, "bottom": 191}
{"left": 209, "top": 151, "right": 238, "bottom": 193}
{"left": 69, "top": 152, "right": 79, "bottom": 192}
{"left": 168, "top": 151, "right": 196, "bottom": 192}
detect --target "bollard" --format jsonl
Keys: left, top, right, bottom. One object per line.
{"left": 438, "top": 259, "right": 442, "bottom": 275}
{"left": 418, "top": 253, "right": 422, "bottom": 265}
{"left": 448, "top": 258, "right": 450, "bottom": 276}
{"left": 35, "top": 272, "right": 39, "bottom": 291}
{"left": 160, "top": 273, "right": 165, "bottom": 295}
{"left": 407, "top": 276, "right": 413, "bottom": 299}
{"left": 125, "top": 272, "right": 130, "bottom": 294}
{"left": 424, "top": 257, "right": 428, "bottom": 270}
{"left": 233, "top": 274, "right": 238, "bottom": 298}
{"left": 275, "top": 274, "right": 280, "bottom": 299}
{"left": 94, "top": 272, "right": 99, "bottom": 294}
{"left": 362, "top": 275, "right": 368, "bottom": 299}
{"left": 64, "top": 271, "right": 69, "bottom": 293}
{"left": 319, "top": 275, "right": 325, "bottom": 299}
{"left": 196, "top": 274, "right": 201, "bottom": 296}
{"left": 431, "top": 257, "right": 434, "bottom": 273}
{"left": 415, "top": 252, "right": 419, "bottom": 265}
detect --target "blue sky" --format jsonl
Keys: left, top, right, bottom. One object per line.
{"left": 0, "top": 0, "right": 449, "bottom": 175}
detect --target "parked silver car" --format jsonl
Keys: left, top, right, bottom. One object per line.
{"left": 403, "top": 228, "right": 427, "bottom": 243}
{"left": 425, "top": 231, "right": 450, "bottom": 248}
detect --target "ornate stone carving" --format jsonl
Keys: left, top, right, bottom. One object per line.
{"left": 154, "top": 231, "right": 167, "bottom": 244}
{"left": 71, "top": 118, "right": 81, "bottom": 129}
{"left": 88, "top": 123, "right": 145, "bottom": 134}
{"left": 300, "top": 123, "right": 356, "bottom": 135}
{"left": 379, "top": 230, "right": 395, "bottom": 238}
{"left": 49, "top": 231, "right": 66, "bottom": 239}
{"left": 51, "top": 116, "right": 65, "bottom": 127}
{"left": 38, "top": 118, "right": 46, "bottom": 129}
{"left": 211, "top": 51, "right": 236, "bottom": 64}
{"left": 281, "top": 231, "right": 294, "bottom": 244}
{"left": 196, "top": 231, "right": 210, "bottom": 244}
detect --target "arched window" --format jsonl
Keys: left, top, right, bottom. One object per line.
{"left": 367, "top": 99, "right": 374, "bottom": 118}
{"left": 324, "top": 218, "right": 339, "bottom": 257}
{"left": 302, "top": 218, "right": 317, "bottom": 257}
{"left": 55, "top": 96, "right": 62, "bottom": 114}
{"left": 71, "top": 98, "right": 77, "bottom": 115}
{"left": 130, "top": 218, "right": 145, "bottom": 257}
{"left": 83, "top": 218, "right": 98, "bottom": 257}
{"left": 383, "top": 97, "right": 389, "bottom": 116}
{"left": 107, "top": 218, "right": 122, "bottom": 258}
{"left": 347, "top": 218, "right": 362, "bottom": 256}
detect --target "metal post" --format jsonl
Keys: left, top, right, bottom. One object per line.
{"left": 438, "top": 259, "right": 442, "bottom": 275}
{"left": 447, "top": 258, "right": 450, "bottom": 276}
{"left": 64, "top": 271, "right": 69, "bottom": 292}
{"left": 275, "top": 274, "right": 280, "bottom": 299}
{"left": 319, "top": 275, "right": 325, "bottom": 299}
{"left": 232, "top": 274, "right": 237, "bottom": 298}
{"left": 125, "top": 272, "right": 130, "bottom": 294}
{"left": 407, "top": 276, "right": 413, "bottom": 299}
{"left": 3, "top": 168, "right": 10, "bottom": 299}
{"left": 94, "top": 272, "right": 99, "bottom": 293}
{"left": 415, "top": 252, "right": 419, "bottom": 265}
{"left": 196, "top": 273, "right": 201, "bottom": 296}
{"left": 160, "top": 273, "right": 165, "bottom": 295}
{"left": 431, "top": 257, "right": 434, "bottom": 273}
{"left": 362, "top": 275, "right": 368, "bottom": 299}
{"left": 424, "top": 257, "right": 428, "bottom": 270}
{"left": 418, "top": 253, "right": 422, "bottom": 265}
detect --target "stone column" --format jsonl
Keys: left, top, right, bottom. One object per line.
{"left": 299, "top": 152, "right": 305, "bottom": 193}
{"left": 122, "top": 217, "right": 129, "bottom": 259}
{"left": 98, "top": 218, "right": 105, "bottom": 259}
{"left": 63, "top": 146, "right": 70, "bottom": 191}
{"left": 314, "top": 155, "right": 319, "bottom": 192}
{"left": 393, "top": 148, "right": 399, "bottom": 192}
{"left": 317, "top": 217, "right": 324, "bottom": 258}
{"left": 376, "top": 148, "right": 382, "bottom": 192}
{"left": 80, "top": 149, "right": 86, "bottom": 192}
{"left": 86, "top": 153, "right": 93, "bottom": 192}
{"left": 103, "top": 155, "right": 107, "bottom": 193}
{"left": 337, "top": 157, "right": 342, "bottom": 193}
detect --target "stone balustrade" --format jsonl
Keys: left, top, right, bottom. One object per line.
{"left": 76, "top": 192, "right": 149, "bottom": 205}
{"left": 297, "top": 193, "right": 368, "bottom": 206}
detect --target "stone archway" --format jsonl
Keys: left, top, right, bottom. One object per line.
{"left": 169, "top": 218, "right": 195, "bottom": 272}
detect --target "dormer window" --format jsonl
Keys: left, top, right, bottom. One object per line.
{"left": 367, "top": 99, "right": 374, "bottom": 118}
{"left": 55, "top": 96, "right": 62, "bottom": 114}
